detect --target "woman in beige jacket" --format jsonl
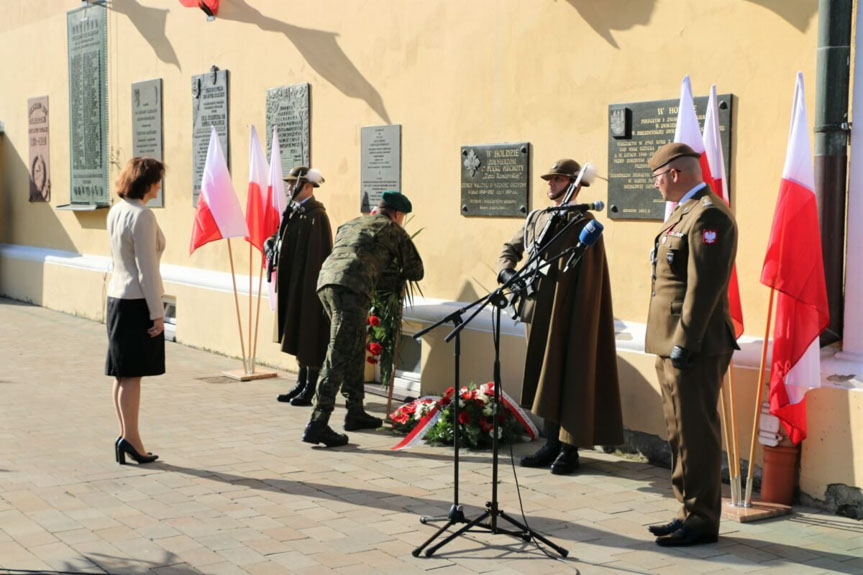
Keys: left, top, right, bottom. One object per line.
{"left": 105, "top": 157, "right": 166, "bottom": 465}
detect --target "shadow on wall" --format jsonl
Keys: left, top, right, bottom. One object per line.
{"left": 216, "top": 0, "right": 391, "bottom": 124}
{"left": 111, "top": 1, "right": 181, "bottom": 69}
{"left": 744, "top": 0, "right": 818, "bottom": 32}
{"left": 563, "top": 0, "right": 656, "bottom": 49}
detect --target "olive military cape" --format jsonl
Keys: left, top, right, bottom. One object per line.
{"left": 500, "top": 212, "right": 623, "bottom": 448}
{"left": 273, "top": 197, "right": 333, "bottom": 368}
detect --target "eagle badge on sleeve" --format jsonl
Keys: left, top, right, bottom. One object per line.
{"left": 703, "top": 229, "right": 718, "bottom": 244}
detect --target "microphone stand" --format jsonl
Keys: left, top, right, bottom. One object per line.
{"left": 413, "top": 214, "right": 586, "bottom": 559}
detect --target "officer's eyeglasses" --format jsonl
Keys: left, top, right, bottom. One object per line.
{"left": 652, "top": 168, "right": 681, "bottom": 184}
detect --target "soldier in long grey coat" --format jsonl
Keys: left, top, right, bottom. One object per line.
{"left": 498, "top": 159, "right": 623, "bottom": 475}
{"left": 265, "top": 166, "right": 332, "bottom": 406}
{"left": 303, "top": 191, "right": 424, "bottom": 447}
{"left": 645, "top": 143, "right": 739, "bottom": 548}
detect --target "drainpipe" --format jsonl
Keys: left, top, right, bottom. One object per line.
{"left": 814, "top": 0, "right": 852, "bottom": 344}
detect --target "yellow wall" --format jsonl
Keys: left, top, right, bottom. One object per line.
{"left": 4, "top": 1, "right": 859, "bottom": 501}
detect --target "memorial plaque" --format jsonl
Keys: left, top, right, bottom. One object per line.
{"left": 266, "top": 84, "right": 310, "bottom": 185}
{"left": 28, "top": 96, "right": 51, "bottom": 203}
{"left": 460, "top": 143, "right": 530, "bottom": 217}
{"left": 67, "top": 5, "right": 109, "bottom": 205}
{"left": 192, "top": 67, "right": 229, "bottom": 206}
{"left": 132, "top": 78, "right": 164, "bottom": 207}
{"left": 607, "top": 94, "right": 733, "bottom": 220}
{"left": 360, "top": 125, "right": 401, "bottom": 212}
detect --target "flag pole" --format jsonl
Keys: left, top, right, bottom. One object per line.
{"left": 248, "top": 243, "right": 254, "bottom": 373}
{"left": 745, "top": 287, "right": 775, "bottom": 506}
{"left": 727, "top": 361, "right": 743, "bottom": 505}
{"left": 227, "top": 239, "right": 249, "bottom": 373}
{"left": 250, "top": 258, "right": 265, "bottom": 370}
{"left": 719, "top": 381, "right": 736, "bottom": 505}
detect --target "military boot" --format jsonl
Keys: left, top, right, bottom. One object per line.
{"left": 302, "top": 419, "right": 349, "bottom": 447}
{"left": 277, "top": 366, "right": 307, "bottom": 403}
{"left": 344, "top": 401, "right": 382, "bottom": 431}
{"left": 520, "top": 420, "right": 561, "bottom": 468}
{"left": 291, "top": 368, "right": 318, "bottom": 406}
{"left": 550, "top": 444, "right": 580, "bottom": 475}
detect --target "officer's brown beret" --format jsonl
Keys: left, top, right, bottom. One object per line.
{"left": 648, "top": 142, "right": 701, "bottom": 172}
{"left": 381, "top": 190, "right": 412, "bottom": 213}
{"left": 541, "top": 158, "right": 589, "bottom": 186}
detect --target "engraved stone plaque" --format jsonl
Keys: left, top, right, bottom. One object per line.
{"left": 266, "top": 84, "right": 310, "bottom": 184}
{"left": 67, "top": 5, "right": 109, "bottom": 205}
{"left": 192, "top": 67, "right": 229, "bottom": 206}
{"left": 28, "top": 96, "right": 51, "bottom": 203}
{"left": 607, "top": 95, "right": 733, "bottom": 220}
{"left": 360, "top": 125, "right": 401, "bottom": 213}
{"left": 460, "top": 143, "right": 530, "bottom": 217}
{"left": 132, "top": 78, "right": 164, "bottom": 207}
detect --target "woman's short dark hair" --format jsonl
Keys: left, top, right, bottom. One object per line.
{"left": 116, "top": 157, "right": 165, "bottom": 200}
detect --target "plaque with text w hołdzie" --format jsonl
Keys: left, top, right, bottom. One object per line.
{"left": 132, "top": 78, "right": 164, "bottom": 207}
{"left": 607, "top": 95, "right": 732, "bottom": 220}
{"left": 460, "top": 143, "right": 530, "bottom": 218}
{"left": 361, "top": 125, "right": 401, "bottom": 213}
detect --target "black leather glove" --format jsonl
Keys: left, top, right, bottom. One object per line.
{"left": 263, "top": 236, "right": 276, "bottom": 258}
{"left": 670, "top": 345, "right": 694, "bottom": 369}
{"left": 497, "top": 268, "right": 517, "bottom": 286}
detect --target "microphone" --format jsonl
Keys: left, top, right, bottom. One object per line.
{"left": 547, "top": 200, "right": 605, "bottom": 213}
{"left": 563, "top": 219, "right": 604, "bottom": 273}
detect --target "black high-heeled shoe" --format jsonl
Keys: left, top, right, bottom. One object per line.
{"left": 117, "top": 438, "right": 158, "bottom": 465}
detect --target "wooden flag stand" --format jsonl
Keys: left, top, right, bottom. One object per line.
{"left": 720, "top": 287, "right": 791, "bottom": 523}
{"left": 222, "top": 240, "right": 278, "bottom": 381}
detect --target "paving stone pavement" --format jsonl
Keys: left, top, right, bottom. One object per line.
{"left": 0, "top": 298, "right": 861, "bottom": 575}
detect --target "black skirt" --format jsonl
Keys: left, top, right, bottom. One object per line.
{"left": 105, "top": 297, "right": 165, "bottom": 377}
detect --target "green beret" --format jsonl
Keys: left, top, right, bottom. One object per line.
{"left": 648, "top": 142, "right": 701, "bottom": 172}
{"left": 381, "top": 190, "right": 412, "bottom": 213}
{"left": 541, "top": 158, "right": 589, "bottom": 186}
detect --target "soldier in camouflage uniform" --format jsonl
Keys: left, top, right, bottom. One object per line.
{"left": 303, "top": 191, "right": 424, "bottom": 447}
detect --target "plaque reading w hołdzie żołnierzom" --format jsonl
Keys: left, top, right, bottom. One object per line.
{"left": 461, "top": 143, "right": 530, "bottom": 217}
{"left": 607, "top": 95, "right": 732, "bottom": 220}
{"left": 132, "top": 78, "right": 164, "bottom": 207}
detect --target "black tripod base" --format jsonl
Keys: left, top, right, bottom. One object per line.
{"left": 418, "top": 502, "right": 568, "bottom": 558}
{"left": 413, "top": 505, "right": 469, "bottom": 557}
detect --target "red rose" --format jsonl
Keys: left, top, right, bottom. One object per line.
{"left": 480, "top": 418, "right": 493, "bottom": 432}
{"left": 368, "top": 315, "right": 381, "bottom": 326}
{"left": 367, "top": 342, "right": 383, "bottom": 356}
{"left": 458, "top": 412, "right": 471, "bottom": 425}
{"left": 366, "top": 356, "right": 379, "bottom": 364}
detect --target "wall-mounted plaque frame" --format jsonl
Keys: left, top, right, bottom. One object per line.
{"left": 192, "top": 67, "right": 229, "bottom": 206}
{"left": 66, "top": 4, "right": 109, "bottom": 207}
{"left": 360, "top": 125, "right": 401, "bottom": 213}
{"left": 266, "top": 83, "right": 310, "bottom": 177}
{"left": 132, "top": 78, "right": 164, "bottom": 207}
{"left": 28, "top": 96, "right": 51, "bottom": 203}
{"left": 607, "top": 94, "right": 733, "bottom": 220}
{"left": 460, "top": 143, "right": 530, "bottom": 217}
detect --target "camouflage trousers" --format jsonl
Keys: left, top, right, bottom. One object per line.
{"left": 311, "top": 286, "right": 369, "bottom": 423}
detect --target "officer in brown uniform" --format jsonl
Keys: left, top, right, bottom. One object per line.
{"left": 303, "top": 191, "right": 424, "bottom": 447}
{"left": 645, "top": 143, "right": 738, "bottom": 547}
{"left": 498, "top": 159, "right": 623, "bottom": 475}
{"left": 266, "top": 167, "right": 333, "bottom": 406}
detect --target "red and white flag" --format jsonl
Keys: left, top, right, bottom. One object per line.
{"left": 266, "top": 128, "right": 287, "bottom": 311}
{"left": 760, "top": 72, "right": 829, "bottom": 444}
{"left": 244, "top": 125, "right": 272, "bottom": 254}
{"left": 665, "top": 75, "right": 709, "bottom": 221}
{"left": 703, "top": 85, "right": 744, "bottom": 338}
{"left": 189, "top": 127, "right": 249, "bottom": 254}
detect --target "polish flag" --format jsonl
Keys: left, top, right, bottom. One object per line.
{"left": 244, "top": 125, "right": 272, "bottom": 254}
{"left": 190, "top": 127, "right": 249, "bottom": 254}
{"left": 665, "top": 75, "right": 710, "bottom": 221}
{"left": 760, "top": 72, "right": 829, "bottom": 444}
{"left": 266, "top": 128, "right": 287, "bottom": 311}
{"left": 703, "top": 85, "right": 744, "bottom": 338}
